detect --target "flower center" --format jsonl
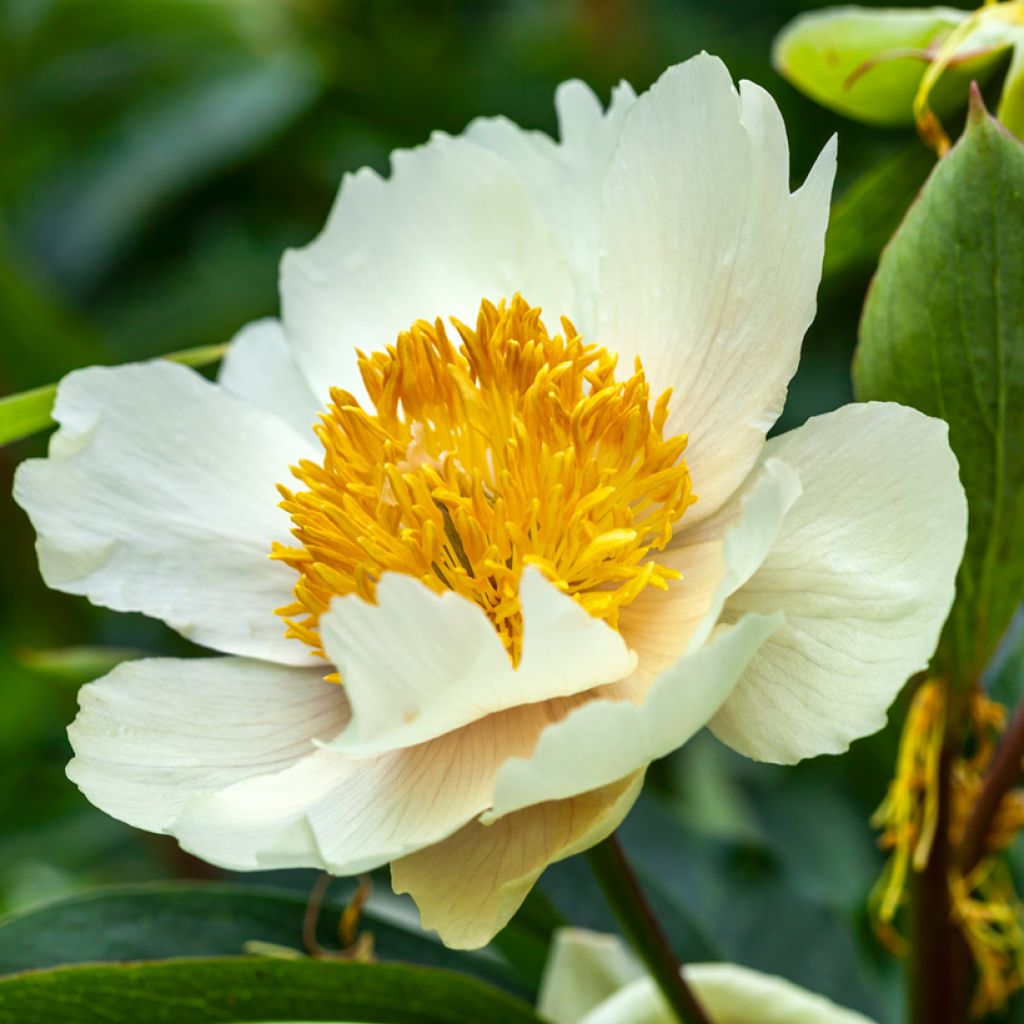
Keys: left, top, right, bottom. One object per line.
{"left": 273, "top": 295, "right": 695, "bottom": 665}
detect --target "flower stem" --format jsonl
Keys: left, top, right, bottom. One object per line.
{"left": 909, "top": 742, "right": 969, "bottom": 1023}
{"left": 959, "top": 698, "right": 1024, "bottom": 872}
{"left": 587, "top": 835, "right": 713, "bottom": 1024}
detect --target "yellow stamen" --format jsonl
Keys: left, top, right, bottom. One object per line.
{"left": 870, "top": 679, "right": 946, "bottom": 938}
{"left": 273, "top": 295, "right": 695, "bottom": 664}
{"left": 952, "top": 858, "right": 1024, "bottom": 1017}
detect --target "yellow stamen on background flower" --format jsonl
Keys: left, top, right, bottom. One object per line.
{"left": 870, "top": 678, "right": 946, "bottom": 945}
{"left": 952, "top": 858, "right": 1024, "bottom": 1017}
{"left": 272, "top": 295, "right": 695, "bottom": 664}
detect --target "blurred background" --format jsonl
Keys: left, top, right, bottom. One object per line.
{"left": 1, "top": 2, "right": 1015, "bottom": 1022}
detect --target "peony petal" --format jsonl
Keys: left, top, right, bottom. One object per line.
{"left": 13, "top": 362, "right": 318, "bottom": 664}
{"left": 218, "top": 318, "right": 321, "bottom": 438}
{"left": 486, "top": 460, "right": 800, "bottom": 816}
{"left": 391, "top": 772, "right": 643, "bottom": 950}
{"left": 66, "top": 656, "right": 343, "bottom": 834}
{"left": 466, "top": 79, "right": 635, "bottom": 330}
{"left": 280, "top": 133, "right": 575, "bottom": 404}
{"left": 541, "top": 929, "right": 876, "bottom": 1023}
{"left": 597, "top": 53, "right": 836, "bottom": 524}
{"left": 710, "top": 403, "right": 967, "bottom": 763}
{"left": 323, "top": 566, "right": 636, "bottom": 756}
{"left": 538, "top": 929, "right": 644, "bottom": 1024}
{"left": 173, "top": 692, "right": 588, "bottom": 876}
{"left": 573, "top": 958, "right": 876, "bottom": 1024}
{"left": 488, "top": 614, "right": 778, "bottom": 819}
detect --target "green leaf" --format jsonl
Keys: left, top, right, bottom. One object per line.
{"left": 823, "top": 142, "right": 935, "bottom": 281}
{"left": 773, "top": 6, "right": 1010, "bottom": 127}
{"left": 0, "top": 342, "right": 228, "bottom": 447}
{"left": 0, "top": 881, "right": 523, "bottom": 998}
{"left": 0, "top": 958, "right": 543, "bottom": 1024}
{"left": 855, "top": 97, "right": 1024, "bottom": 682}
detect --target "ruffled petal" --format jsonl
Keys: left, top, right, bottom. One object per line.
{"left": 173, "top": 691, "right": 589, "bottom": 876}
{"left": 710, "top": 403, "right": 967, "bottom": 763}
{"left": 466, "top": 79, "right": 635, "bottom": 330}
{"left": 218, "top": 318, "right": 320, "bottom": 438}
{"left": 280, "top": 133, "right": 576, "bottom": 403}
{"left": 597, "top": 53, "right": 836, "bottom": 523}
{"left": 66, "top": 656, "right": 342, "bottom": 833}
{"left": 391, "top": 771, "right": 643, "bottom": 949}
{"left": 13, "top": 362, "right": 317, "bottom": 664}
{"left": 322, "top": 567, "right": 636, "bottom": 756}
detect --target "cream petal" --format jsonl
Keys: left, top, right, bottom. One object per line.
{"left": 391, "top": 771, "right": 643, "bottom": 950}
{"left": 542, "top": 930, "right": 876, "bottom": 1024}
{"left": 710, "top": 403, "right": 967, "bottom": 763}
{"left": 280, "top": 133, "right": 575, "bottom": 404}
{"left": 575, "top": 960, "right": 876, "bottom": 1024}
{"left": 488, "top": 613, "right": 778, "bottom": 820}
{"left": 13, "top": 362, "right": 318, "bottom": 664}
{"left": 218, "top": 318, "right": 321, "bottom": 439}
{"left": 174, "top": 693, "right": 586, "bottom": 876}
{"left": 597, "top": 53, "right": 836, "bottom": 524}
{"left": 323, "top": 567, "right": 636, "bottom": 757}
{"left": 538, "top": 929, "right": 644, "bottom": 1024}
{"left": 465, "top": 79, "right": 635, "bottom": 330}
{"left": 486, "top": 460, "right": 800, "bottom": 817}
{"left": 66, "top": 656, "right": 343, "bottom": 834}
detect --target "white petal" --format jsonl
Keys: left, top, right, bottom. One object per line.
{"left": 538, "top": 929, "right": 644, "bottom": 1024}
{"left": 323, "top": 567, "right": 636, "bottom": 756}
{"left": 466, "top": 79, "right": 635, "bottom": 331}
{"left": 579, "top": 963, "right": 876, "bottom": 1024}
{"left": 218, "top": 318, "right": 320, "bottom": 438}
{"left": 711, "top": 402, "right": 967, "bottom": 763}
{"left": 280, "top": 133, "right": 575, "bottom": 403}
{"left": 174, "top": 693, "right": 587, "bottom": 876}
{"left": 486, "top": 460, "right": 800, "bottom": 816}
{"left": 391, "top": 772, "right": 643, "bottom": 950}
{"left": 597, "top": 53, "right": 836, "bottom": 524}
{"left": 66, "top": 656, "right": 343, "bottom": 833}
{"left": 489, "top": 614, "right": 778, "bottom": 819}
{"left": 13, "top": 362, "right": 317, "bottom": 664}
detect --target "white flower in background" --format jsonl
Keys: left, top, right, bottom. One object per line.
{"left": 539, "top": 928, "right": 877, "bottom": 1024}
{"left": 14, "top": 53, "right": 965, "bottom": 949}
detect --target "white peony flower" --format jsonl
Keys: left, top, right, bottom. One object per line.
{"left": 14, "top": 53, "right": 966, "bottom": 949}
{"left": 539, "top": 928, "right": 877, "bottom": 1024}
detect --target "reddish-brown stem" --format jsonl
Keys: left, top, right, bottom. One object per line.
{"left": 910, "top": 744, "right": 970, "bottom": 1024}
{"left": 959, "top": 699, "right": 1024, "bottom": 872}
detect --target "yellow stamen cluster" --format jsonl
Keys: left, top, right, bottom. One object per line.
{"left": 273, "top": 295, "right": 694, "bottom": 664}
{"left": 871, "top": 678, "right": 946, "bottom": 946}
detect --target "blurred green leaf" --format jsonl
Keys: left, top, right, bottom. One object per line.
{"left": 773, "top": 6, "right": 1010, "bottom": 127}
{"left": 0, "top": 958, "right": 543, "bottom": 1024}
{"left": 823, "top": 142, "right": 935, "bottom": 280}
{"left": 0, "top": 881, "right": 523, "bottom": 998}
{"left": 14, "top": 646, "right": 142, "bottom": 684}
{"left": 855, "top": 98, "right": 1024, "bottom": 683}
{"left": 0, "top": 341, "right": 227, "bottom": 446}
{"left": 25, "top": 54, "right": 320, "bottom": 292}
